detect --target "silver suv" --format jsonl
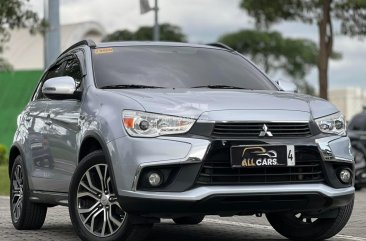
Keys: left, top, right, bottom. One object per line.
{"left": 9, "top": 40, "right": 354, "bottom": 241}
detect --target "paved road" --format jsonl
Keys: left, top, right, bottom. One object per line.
{"left": 0, "top": 190, "right": 365, "bottom": 241}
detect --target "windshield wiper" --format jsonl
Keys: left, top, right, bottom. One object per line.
{"left": 191, "top": 85, "right": 249, "bottom": 89}
{"left": 101, "top": 84, "right": 165, "bottom": 89}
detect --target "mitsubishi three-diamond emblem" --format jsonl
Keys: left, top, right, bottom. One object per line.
{"left": 259, "top": 124, "right": 273, "bottom": 137}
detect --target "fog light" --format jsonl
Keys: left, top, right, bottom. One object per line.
{"left": 339, "top": 169, "right": 351, "bottom": 184}
{"left": 148, "top": 172, "right": 162, "bottom": 187}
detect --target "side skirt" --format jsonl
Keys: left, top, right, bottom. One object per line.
{"left": 30, "top": 190, "right": 69, "bottom": 206}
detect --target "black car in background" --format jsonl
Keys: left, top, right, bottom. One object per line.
{"left": 348, "top": 111, "right": 366, "bottom": 190}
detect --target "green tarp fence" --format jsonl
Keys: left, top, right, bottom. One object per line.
{"left": 0, "top": 70, "right": 42, "bottom": 151}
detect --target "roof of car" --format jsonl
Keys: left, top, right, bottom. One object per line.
{"left": 57, "top": 40, "right": 234, "bottom": 65}
{"left": 96, "top": 41, "right": 224, "bottom": 50}
{"left": 61, "top": 39, "right": 233, "bottom": 56}
{"left": 349, "top": 111, "right": 366, "bottom": 121}
{"left": 353, "top": 111, "right": 366, "bottom": 117}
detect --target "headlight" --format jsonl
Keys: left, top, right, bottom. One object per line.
{"left": 315, "top": 112, "right": 346, "bottom": 136}
{"left": 122, "top": 110, "right": 195, "bottom": 137}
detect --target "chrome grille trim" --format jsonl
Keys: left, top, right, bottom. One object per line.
{"left": 212, "top": 122, "right": 312, "bottom": 138}
{"left": 196, "top": 145, "right": 324, "bottom": 186}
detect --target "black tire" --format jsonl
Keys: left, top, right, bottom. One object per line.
{"left": 10, "top": 156, "right": 47, "bottom": 230}
{"left": 173, "top": 215, "right": 205, "bottom": 225}
{"left": 68, "top": 150, "right": 152, "bottom": 241}
{"left": 266, "top": 199, "right": 354, "bottom": 241}
{"left": 355, "top": 184, "right": 362, "bottom": 191}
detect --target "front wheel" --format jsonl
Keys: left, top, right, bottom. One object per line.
{"left": 355, "top": 184, "right": 362, "bottom": 191}
{"left": 68, "top": 150, "right": 152, "bottom": 241}
{"left": 266, "top": 199, "right": 354, "bottom": 241}
{"left": 10, "top": 156, "right": 47, "bottom": 230}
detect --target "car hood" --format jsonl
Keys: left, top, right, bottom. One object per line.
{"left": 105, "top": 89, "right": 338, "bottom": 120}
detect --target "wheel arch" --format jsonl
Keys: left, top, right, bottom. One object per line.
{"left": 8, "top": 144, "right": 24, "bottom": 178}
{"left": 79, "top": 135, "right": 103, "bottom": 163}
{"left": 78, "top": 132, "right": 119, "bottom": 192}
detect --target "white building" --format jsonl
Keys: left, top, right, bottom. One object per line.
{"left": 2, "top": 21, "right": 106, "bottom": 70}
{"left": 329, "top": 87, "right": 366, "bottom": 121}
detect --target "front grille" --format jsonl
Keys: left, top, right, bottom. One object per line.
{"left": 196, "top": 145, "right": 324, "bottom": 186}
{"left": 212, "top": 122, "right": 312, "bottom": 138}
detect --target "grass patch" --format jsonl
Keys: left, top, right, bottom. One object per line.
{"left": 0, "top": 165, "right": 9, "bottom": 196}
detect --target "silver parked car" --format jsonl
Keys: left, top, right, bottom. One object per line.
{"left": 9, "top": 40, "right": 354, "bottom": 241}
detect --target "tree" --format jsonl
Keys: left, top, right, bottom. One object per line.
{"left": 103, "top": 23, "right": 187, "bottom": 42}
{"left": 102, "top": 30, "right": 135, "bottom": 41}
{"left": 0, "top": 0, "right": 39, "bottom": 70}
{"left": 219, "top": 29, "right": 340, "bottom": 95}
{"left": 220, "top": 30, "right": 317, "bottom": 78}
{"left": 240, "top": 0, "right": 366, "bottom": 99}
{"left": 0, "top": 58, "right": 12, "bottom": 72}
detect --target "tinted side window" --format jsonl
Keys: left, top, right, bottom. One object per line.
{"left": 45, "top": 63, "right": 64, "bottom": 80}
{"left": 64, "top": 57, "right": 83, "bottom": 89}
{"left": 35, "top": 62, "right": 65, "bottom": 100}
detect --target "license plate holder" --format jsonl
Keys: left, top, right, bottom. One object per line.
{"left": 230, "top": 145, "right": 295, "bottom": 168}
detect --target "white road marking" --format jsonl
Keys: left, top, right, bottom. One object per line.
{"left": 335, "top": 235, "right": 366, "bottom": 241}
{"left": 205, "top": 218, "right": 366, "bottom": 241}
{"left": 205, "top": 218, "right": 273, "bottom": 230}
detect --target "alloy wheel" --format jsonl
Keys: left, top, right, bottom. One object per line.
{"left": 76, "top": 164, "right": 126, "bottom": 237}
{"left": 11, "top": 164, "right": 24, "bottom": 223}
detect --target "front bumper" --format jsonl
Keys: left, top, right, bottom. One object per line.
{"left": 108, "top": 133, "right": 354, "bottom": 215}
{"left": 120, "top": 183, "right": 354, "bottom": 201}
{"left": 118, "top": 184, "right": 354, "bottom": 216}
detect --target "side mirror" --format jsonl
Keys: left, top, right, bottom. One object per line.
{"left": 276, "top": 80, "right": 298, "bottom": 93}
{"left": 42, "top": 76, "right": 77, "bottom": 100}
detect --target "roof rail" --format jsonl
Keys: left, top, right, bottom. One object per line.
{"left": 60, "top": 39, "right": 97, "bottom": 56}
{"left": 206, "top": 42, "right": 234, "bottom": 51}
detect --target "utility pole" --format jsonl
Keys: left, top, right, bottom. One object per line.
{"left": 44, "top": 0, "right": 60, "bottom": 69}
{"left": 153, "top": 0, "right": 159, "bottom": 41}
{"left": 140, "top": 0, "right": 160, "bottom": 41}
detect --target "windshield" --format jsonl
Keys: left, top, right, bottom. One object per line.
{"left": 92, "top": 46, "right": 277, "bottom": 90}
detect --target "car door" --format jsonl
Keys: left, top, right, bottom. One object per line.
{"left": 349, "top": 114, "right": 366, "bottom": 170}
{"left": 349, "top": 114, "right": 366, "bottom": 147}
{"left": 42, "top": 54, "right": 84, "bottom": 192}
{"left": 28, "top": 63, "right": 65, "bottom": 191}
{"left": 360, "top": 117, "right": 366, "bottom": 149}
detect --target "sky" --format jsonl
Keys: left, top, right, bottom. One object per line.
{"left": 27, "top": 0, "right": 366, "bottom": 91}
